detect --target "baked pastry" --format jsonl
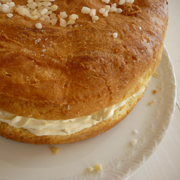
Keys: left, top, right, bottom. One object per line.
{"left": 0, "top": 0, "right": 168, "bottom": 144}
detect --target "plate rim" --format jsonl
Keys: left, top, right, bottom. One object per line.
{"left": 116, "top": 45, "right": 177, "bottom": 180}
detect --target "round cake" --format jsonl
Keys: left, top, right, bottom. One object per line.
{"left": 0, "top": 0, "right": 168, "bottom": 144}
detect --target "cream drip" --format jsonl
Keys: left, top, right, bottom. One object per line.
{"left": 0, "top": 87, "right": 145, "bottom": 136}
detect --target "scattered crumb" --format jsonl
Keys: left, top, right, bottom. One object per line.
{"left": 151, "top": 129, "right": 154, "bottom": 132}
{"left": 87, "top": 163, "right": 103, "bottom": 173}
{"left": 131, "top": 139, "right": 138, "bottom": 146}
{"left": 152, "top": 89, "right": 157, "bottom": 94}
{"left": 148, "top": 99, "right": 155, "bottom": 105}
{"left": 94, "top": 163, "right": 103, "bottom": 173}
{"left": 153, "top": 72, "right": 158, "bottom": 78}
{"left": 87, "top": 167, "right": 94, "bottom": 172}
{"left": 51, "top": 147, "right": 59, "bottom": 155}
{"left": 156, "top": 83, "right": 162, "bottom": 90}
{"left": 133, "top": 129, "right": 138, "bottom": 134}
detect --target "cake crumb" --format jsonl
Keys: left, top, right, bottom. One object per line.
{"left": 153, "top": 72, "right": 158, "bottom": 78}
{"left": 133, "top": 129, "right": 138, "bottom": 134}
{"left": 87, "top": 167, "right": 94, "bottom": 172}
{"left": 87, "top": 163, "right": 103, "bottom": 173}
{"left": 131, "top": 139, "right": 138, "bottom": 146}
{"left": 51, "top": 147, "right": 59, "bottom": 155}
{"left": 94, "top": 163, "right": 103, "bottom": 173}
{"left": 152, "top": 89, "right": 157, "bottom": 94}
{"left": 157, "top": 83, "right": 162, "bottom": 90}
{"left": 148, "top": 99, "right": 155, "bottom": 105}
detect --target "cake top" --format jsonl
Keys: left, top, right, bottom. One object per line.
{"left": 0, "top": 0, "right": 168, "bottom": 120}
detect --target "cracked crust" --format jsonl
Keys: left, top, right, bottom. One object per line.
{"left": 0, "top": 0, "right": 168, "bottom": 120}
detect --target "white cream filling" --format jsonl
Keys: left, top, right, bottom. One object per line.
{"left": 0, "top": 87, "right": 145, "bottom": 136}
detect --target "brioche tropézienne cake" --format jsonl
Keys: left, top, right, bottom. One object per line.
{"left": 0, "top": 0, "right": 168, "bottom": 144}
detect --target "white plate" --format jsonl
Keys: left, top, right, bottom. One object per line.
{"left": 0, "top": 47, "right": 176, "bottom": 180}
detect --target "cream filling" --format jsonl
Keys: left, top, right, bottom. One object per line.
{"left": 0, "top": 87, "right": 145, "bottom": 136}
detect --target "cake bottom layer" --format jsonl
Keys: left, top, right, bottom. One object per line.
{"left": 0, "top": 82, "right": 148, "bottom": 144}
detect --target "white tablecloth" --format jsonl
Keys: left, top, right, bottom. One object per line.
{"left": 129, "top": 1, "right": 180, "bottom": 180}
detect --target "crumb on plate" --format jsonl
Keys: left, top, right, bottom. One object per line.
{"left": 87, "top": 167, "right": 94, "bottom": 172}
{"left": 51, "top": 147, "right": 59, "bottom": 155}
{"left": 94, "top": 163, "right": 103, "bottom": 173}
{"left": 153, "top": 72, "right": 158, "bottom": 78}
{"left": 87, "top": 163, "right": 103, "bottom": 173}
{"left": 152, "top": 89, "right": 158, "bottom": 94}
{"left": 148, "top": 99, "right": 155, "bottom": 105}
{"left": 131, "top": 139, "right": 138, "bottom": 146}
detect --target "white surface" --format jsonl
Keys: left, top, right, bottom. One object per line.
{"left": 129, "top": 1, "right": 180, "bottom": 180}
{"left": 0, "top": 48, "right": 176, "bottom": 180}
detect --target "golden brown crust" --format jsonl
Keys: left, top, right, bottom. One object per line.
{"left": 0, "top": 83, "right": 147, "bottom": 144}
{"left": 0, "top": 0, "right": 168, "bottom": 120}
